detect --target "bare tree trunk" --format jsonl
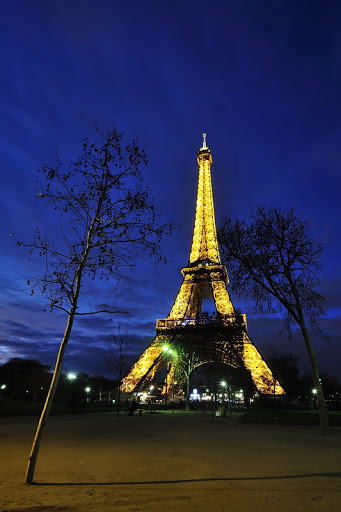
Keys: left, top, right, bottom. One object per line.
{"left": 300, "top": 320, "right": 330, "bottom": 435}
{"left": 116, "top": 389, "right": 121, "bottom": 418}
{"left": 25, "top": 310, "right": 75, "bottom": 483}
{"left": 185, "top": 372, "right": 190, "bottom": 411}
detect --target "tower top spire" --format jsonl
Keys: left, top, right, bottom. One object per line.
{"left": 201, "top": 133, "right": 208, "bottom": 150}
{"left": 189, "top": 136, "right": 220, "bottom": 266}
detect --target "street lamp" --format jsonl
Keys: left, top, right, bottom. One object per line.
{"left": 311, "top": 388, "right": 318, "bottom": 414}
{"left": 220, "top": 381, "right": 227, "bottom": 416}
{"left": 66, "top": 373, "right": 78, "bottom": 412}
{"left": 148, "top": 385, "right": 155, "bottom": 413}
{"left": 220, "top": 381, "right": 227, "bottom": 400}
{"left": 85, "top": 386, "right": 91, "bottom": 403}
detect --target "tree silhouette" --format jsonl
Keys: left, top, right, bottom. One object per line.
{"left": 218, "top": 205, "right": 330, "bottom": 434}
{"left": 15, "top": 126, "right": 173, "bottom": 483}
{"left": 266, "top": 350, "right": 301, "bottom": 406}
{"left": 105, "top": 326, "right": 130, "bottom": 417}
{"left": 0, "top": 358, "right": 50, "bottom": 402}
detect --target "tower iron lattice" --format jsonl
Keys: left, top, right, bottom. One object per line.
{"left": 122, "top": 136, "right": 284, "bottom": 396}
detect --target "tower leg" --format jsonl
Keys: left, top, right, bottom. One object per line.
{"left": 122, "top": 337, "right": 164, "bottom": 393}
{"left": 242, "top": 333, "right": 284, "bottom": 395}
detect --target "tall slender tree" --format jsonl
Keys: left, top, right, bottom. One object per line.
{"left": 218, "top": 206, "right": 330, "bottom": 434}
{"left": 14, "top": 126, "right": 173, "bottom": 483}
{"left": 105, "top": 326, "right": 130, "bottom": 417}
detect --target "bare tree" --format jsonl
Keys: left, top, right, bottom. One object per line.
{"left": 105, "top": 326, "right": 130, "bottom": 417}
{"left": 266, "top": 350, "right": 301, "bottom": 406}
{"left": 218, "top": 205, "right": 330, "bottom": 434}
{"left": 171, "top": 343, "right": 201, "bottom": 411}
{"left": 14, "top": 126, "right": 173, "bottom": 483}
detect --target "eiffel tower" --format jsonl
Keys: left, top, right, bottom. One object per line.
{"left": 122, "top": 135, "right": 284, "bottom": 396}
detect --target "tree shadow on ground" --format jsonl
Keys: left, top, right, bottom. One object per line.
{"left": 34, "top": 472, "right": 341, "bottom": 486}
{"left": 0, "top": 507, "right": 77, "bottom": 512}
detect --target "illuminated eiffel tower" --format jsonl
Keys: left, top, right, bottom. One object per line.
{"left": 122, "top": 135, "right": 284, "bottom": 396}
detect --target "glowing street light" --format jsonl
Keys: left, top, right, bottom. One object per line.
{"left": 220, "top": 381, "right": 227, "bottom": 399}
{"left": 1, "top": 384, "right": 6, "bottom": 390}
{"left": 220, "top": 380, "right": 231, "bottom": 415}
{"left": 67, "top": 372, "right": 77, "bottom": 381}
{"left": 311, "top": 388, "right": 318, "bottom": 414}
{"left": 162, "top": 345, "right": 174, "bottom": 355}
{"left": 84, "top": 386, "right": 91, "bottom": 403}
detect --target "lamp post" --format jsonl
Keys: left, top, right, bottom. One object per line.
{"left": 312, "top": 388, "right": 318, "bottom": 415}
{"left": 221, "top": 381, "right": 227, "bottom": 416}
{"left": 149, "top": 385, "right": 155, "bottom": 413}
{"left": 85, "top": 386, "right": 91, "bottom": 403}
{"left": 66, "top": 372, "right": 77, "bottom": 412}
{"left": 0, "top": 384, "right": 6, "bottom": 401}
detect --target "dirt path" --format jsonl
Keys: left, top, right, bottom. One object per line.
{"left": 0, "top": 410, "right": 340, "bottom": 512}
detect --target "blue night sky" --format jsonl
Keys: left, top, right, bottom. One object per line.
{"left": 1, "top": 1, "right": 340, "bottom": 380}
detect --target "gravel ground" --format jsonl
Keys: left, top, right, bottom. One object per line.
{"left": 0, "top": 410, "right": 340, "bottom": 512}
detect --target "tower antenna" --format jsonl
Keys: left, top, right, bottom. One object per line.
{"left": 201, "top": 133, "right": 207, "bottom": 150}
